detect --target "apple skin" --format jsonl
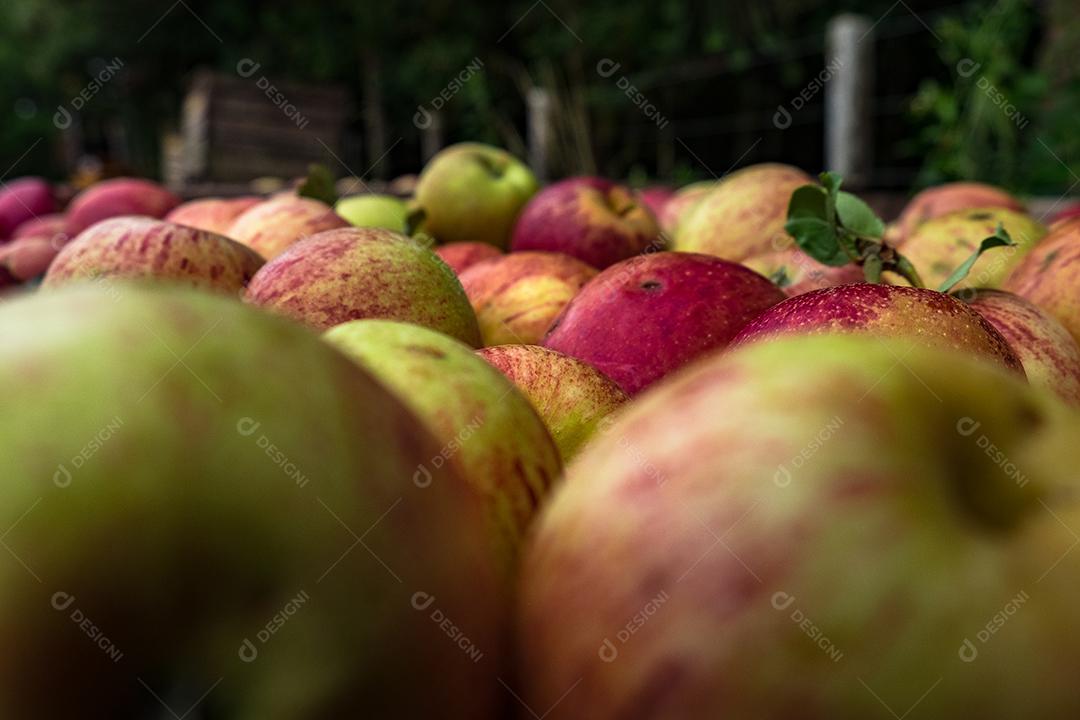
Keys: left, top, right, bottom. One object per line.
{"left": 635, "top": 186, "right": 674, "bottom": 219}
{"left": 519, "top": 333, "right": 1080, "bottom": 720}
{"left": 733, "top": 283, "right": 1024, "bottom": 375}
{"left": 435, "top": 242, "right": 504, "bottom": 275}
{"left": 0, "top": 284, "right": 504, "bottom": 718}
{"left": 415, "top": 142, "right": 538, "bottom": 249}
{"left": 0, "top": 177, "right": 54, "bottom": 240}
{"left": 245, "top": 227, "right": 482, "bottom": 343}
{"left": 334, "top": 194, "right": 409, "bottom": 232}
{"left": 478, "top": 344, "right": 628, "bottom": 462}
{"left": 42, "top": 217, "right": 264, "bottom": 294}
{"left": 673, "top": 164, "right": 812, "bottom": 261}
{"left": 65, "top": 178, "right": 180, "bottom": 236}
{"left": 656, "top": 181, "right": 714, "bottom": 237}
{"left": 897, "top": 207, "right": 1047, "bottom": 290}
{"left": 0, "top": 214, "right": 71, "bottom": 282}
{"left": 896, "top": 182, "right": 1025, "bottom": 241}
{"left": 459, "top": 251, "right": 597, "bottom": 346}
{"left": 226, "top": 195, "right": 350, "bottom": 260}
{"left": 542, "top": 252, "right": 787, "bottom": 395}
{"left": 1004, "top": 221, "right": 1080, "bottom": 347}
{"left": 511, "top": 177, "right": 661, "bottom": 269}
{"left": 324, "top": 320, "right": 561, "bottom": 577}
{"left": 164, "top": 196, "right": 262, "bottom": 235}
{"left": 1049, "top": 202, "right": 1080, "bottom": 229}
{"left": 960, "top": 289, "right": 1080, "bottom": 406}
{"left": 742, "top": 248, "right": 864, "bottom": 297}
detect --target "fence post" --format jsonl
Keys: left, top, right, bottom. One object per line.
{"left": 527, "top": 87, "right": 552, "bottom": 182}
{"left": 825, "top": 14, "right": 874, "bottom": 188}
{"left": 420, "top": 110, "right": 443, "bottom": 163}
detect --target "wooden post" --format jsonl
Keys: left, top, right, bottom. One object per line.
{"left": 420, "top": 110, "right": 443, "bottom": 163}
{"left": 527, "top": 87, "right": 552, "bottom": 183}
{"left": 825, "top": 14, "right": 874, "bottom": 188}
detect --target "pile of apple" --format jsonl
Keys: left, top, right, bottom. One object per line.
{"left": 2, "top": 142, "right": 1080, "bottom": 719}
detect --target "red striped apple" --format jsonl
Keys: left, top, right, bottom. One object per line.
{"left": 1004, "top": 221, "right": 1080, "bottom": 347}
{"left": 164, "top": 196, "right": 262, "bottom": 235}
{"left": 226, "top": 195, "right": 349, "bottom": 259}
{"left": 435, "top": 242, "right": 503, "bottom": 275}
{"left": 895, "top": 182, "right": 1025, "bottom": 241}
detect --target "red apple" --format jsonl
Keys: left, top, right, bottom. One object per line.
{"left": 1004, "top": 221, "right": 1080, "bottom": 347}
{"left": 542, "top": 251, "right": 786, "bottom": 395}
{"left": 164, "top": 196, "right": 262, "bottom": 236}
{"left": 0, "top": 178, "right": 54, "bottom": 241}
{"left": 65, "top": 178, "right": 180, "bottom": 236}
{"left": 742, "top": 248, "right": 864, "bottom": 297}
{"left": 226, "top": 195, "right": 350, "bottom": 259}
{"left": 635, "top": 185, "right": 675, "bottom": 219}
{"left": 511, "top": 177, "right": 660, "bottom": 269}
{"left": 733, "top": 284, "right": 1024, "bottom": 374}
{"left": 895, "top": 182, "right": 1025, "bottom": 241}
{"left": 435, "top": 242, "right": 504, "bottom": 275}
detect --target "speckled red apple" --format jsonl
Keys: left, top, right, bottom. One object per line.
{"left": 245, "top": 227, "right": 482, "bottom": 343}
{"left": 635, "top": 186, "right": 675, "bottom": 221}
{"left": 43, "top": 217, "right": 264, "bottom": 294}
{"left": 478, "top": 344, "right": 628, "bottom": 462}
{"left": 895, "top": 181, "right": 1025, "bottom": 241}
{"left": 65, "top": 178, "right": 180, "bottom": 236}
{"left": 742, "top": 248, "right": 864, "bottom": 296}
{"left": 961, "top": 289, "right": 1080, "bottom": 405}
{"left": 1, "top": 214, "right": 71, "bottom": 282}
{"left": 435, "top": 242, "right": 504, "bottom": 275}
{"left": 733, "top": 284, "right": 1024, "bottom": 374}
{"left": 657, "top": 181, "right": 714, "bottom": 236}
{"left": 165, "top": 196, "right": 262, "bottom": 235}
{"left": 227, "top": 195, "right": 349, "bottom": 259}
{"left": 511, "top": 177, "right": 660, "bottom": 269}
{"left": 543, "top": 252, "right": 786, "bottom": 395}
{"left": 459, "top": 251, "right": 597, "bottom": 345}
{"left": 1004, "top": 221, "right": 1080, "bottom": 347}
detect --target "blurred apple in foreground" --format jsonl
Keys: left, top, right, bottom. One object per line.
{"left": 478, "top": 344, "right": 628, "bottom": 462}
{"left": 511, "top": 177, "right": 660, "bottom": 269}
{"left": 0, "top": 177, "right": 54, "bottom": 239}
{"left": 742, "top": 248, "right": 863, "bottom": 296}
{"left": 435, "top": 242, "right": 503, "bottom": 275}
{"left": 674, "top": 164, "right": 812, "bottom": 261}
{"left": 657, "top": 181, "right": 713, "bottom": 237}
{"left": 65, "top": 178, "right": 180, "bottom": 236}
{"left": 1004, "top": 221, "right": 1080, "bottom": 347}
{"left": 897, "top": 208, "right": 1046, "bottom": 290}
{"left": 43, "top": 217, "right": 264, "bottom": 294}
{"left": 895, "top": 181, "right": 1025, "bottom": 241}
{"left": 543, "top": 252, "right": 786, "bottom": 395}
{"left": 164, "top": 196, "right": 261, "bottom": 235}
{"left": 227, "top": 195, "right": 349, "bottom": 259}
{"left": 0, "top": 285, "right": 503, "bottom": 718}
{"left": 733, "top": 284, "right": 1024, "bottom": 374}
{"left": 324, "top": 320, "right": 561, "bottom": 577}
{"left": 960, "top": 289, "right": 1080, "bottom": 406}
{"left": 459, "top": 251, "right": 597, "bottom": 345}
{"left": 334, "top": 194, "right": 409, "bottom": 232}
{"left": 520, "top": 333, "right": 1080, "bottom": 719}
{"left": 245, "top": 227, "right": 481, "bottom": 343}
{"left": 415, "top": 143, "right": 537, "bottom": 248}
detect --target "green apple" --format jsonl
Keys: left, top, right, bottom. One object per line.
{"left": 520, "top": 334, "right": 1080, "bottom": 719}
{"left": 334, "top": 194, "right": 409, "bottom": 233}
{"left": 323, "top": 319, "right": 561, "bottom": 577}
{"left": 895, "top": 182, "right": 1025, "bottom": 241}
{"left": 477, "top": 344, "right": 628, "bottom": 462}
{"left": 0, "top": 284, "right": 504, "bottom": 718}
{"left": 415, "top": 143, "right": 538, "bottom": 248}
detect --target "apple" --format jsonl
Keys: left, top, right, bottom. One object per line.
{"left": 732, "top": 284, "right": 1024, "bottom": 374}
{"left": 226, "top": 195, "right": 350, "bottom": 260}
{"left": 478, "top": 344, "right": 628, "bottom": 462}
{"left": 0, "top": 284, "right": 504, "bottom": 717}
{"left": 1004, "top": 220, "right": 1080, "bottom": 347}
{"left": 458, "top": 251, "right": 597, "bottom": 346}
{"left": 164, "top": 196, "right": 262, "bottom": 235}
{"left": 656, "top": 181, "right": 713, "bottom": 237}
{"left": 65, "top": 178, "right": 180, "bottom": 236}
{"left": 673, "top": 164, "right": 812, "bottom": 261}
{"left": 435, "top": 242, "right": 504, "bottom": 275}
{"left": 896, "top": 207, "right": 1047, "bottom": 290}
{"left": 519, "top": 333, "right": 1080, "bottom": 719}
{"left": 334, "top": 194, "right": 409, "bottom": 232}
{"left": 245, "top": 227, "right": 481, "bottom": 343}
{"left": 959, "top": 289, "right": 1080, "bottom": 406}
{"left": 510, "top": 177, "right": 660, "bottom": 269}
{"left": 1048, "top": 202, "right": 1080, "bottom": 229}
{"left": 0, "top": 214, "right": 71, "bottom": 283}
{"left": 542, "top": 252, "right": 786, "bottom": 395}
{"left": 895, "top": 181, "right": 1025, "bottom": 241}
{"left": 12, "top": 213, "right": 67, "bottom": 242}
{"left": 0, "top": 177, "right": 54, "bottom": 240}
{"left": 635, "top": 186, "right": 674, "bottom": 219}
{"left": 415, "top": 142, "right": 538, "bottom": 248}
{"left": 742, "top": 248, "right": 864, "bottom": 297}
{"left": 43, "top": 217, "right": 264, "bottom": 295}
{"left": 323, "top": 320, "right": 561, "bottom": 577}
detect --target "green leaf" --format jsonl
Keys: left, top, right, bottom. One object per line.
{"left": 297, "top": 163, "right": 338, "bottom": 206}
{"left": 787, "top": 184, "right": 828, "bottom": 219}
{"left": 784, "top": 217, "right": 849, "bottom": 267}
{"left": 836, "top": 191, "right": 885, "bottom": 239}
{"left": 818, "top": 171, "right": 842, "bottom": 196}
{"left": 404, "top": 207, "right": 427, "bottom": 237}
{"left": 938, "top": 224, "right": 1016, "bottom": 293}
